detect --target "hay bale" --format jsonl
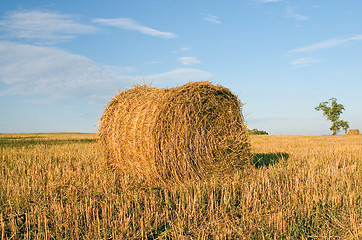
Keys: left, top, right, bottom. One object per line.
{"left": 347, "top": 129, "right": 360, "bottom": 135}
{"left": 98, "top": 81, "right": 250, "bottom": 184}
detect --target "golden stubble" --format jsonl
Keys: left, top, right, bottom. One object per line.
{"left": 0, "top": 133, "right": 361, "bottom": 239}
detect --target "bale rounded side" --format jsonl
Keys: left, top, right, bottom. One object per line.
{"left": 347, "top": 129, "right": 360, "bottom": 135}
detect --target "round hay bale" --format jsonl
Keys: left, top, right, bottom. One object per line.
{"left": 98, "top": 81, "right": 250, "bottom": 184}
{"left": 346, "top": 129, "right": 360, "bottom": 135}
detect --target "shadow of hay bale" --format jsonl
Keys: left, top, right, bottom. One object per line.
{"left": 98, "top": 81, "right": 250, "bottom": 185}
{"left": 252, "top": 152, "right": 289, "bottom": 168}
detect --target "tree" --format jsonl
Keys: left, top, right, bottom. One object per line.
{"left": 315, "top": 98, "right": 349, "bottom": 135}
{"left": 248, "top": 128, "right": 268, "bottom": 135}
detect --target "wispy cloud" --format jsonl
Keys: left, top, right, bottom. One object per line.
{"left": 0, "top": 41, "right": 211, "bottom": 104}
{"left": 146, "top": 60, "right": 161, "bottom": 65}
{"left": 93, "top": 17, "right": 177, "bottom": 38}
{"left": 172, "top": 47, "right": 191, "bottom": 54}
{"left": 180, "top": 47, "right": 191, "bottom": 52}
{"left": 203, "top": 15, "right": 221, "bottom": 24}
{"left": 0, "top": 10, "right": 98, "bottom": 44}
{"left": 0, "top": 41, "right": 130, "bottom": 102}
{"left": 288, "top": 35, "right": 362, "bottom": 54}
{"left": 178, "top": 57, "right": 201, "bottom": 65}
{"left": 286, "top": 7, "right": 309, "bottom": 21}
{"left": 146, "top": 68, "right": 213, "bottom": 86}
{"left": 260, "top": 0, "right": 283, "bottom": 2}
{"left": 290, "top": 58, "right": 321, "bottom": 68}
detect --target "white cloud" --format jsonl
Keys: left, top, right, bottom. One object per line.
{"left": 204, "top": 15, "right": 221, "bottom": 24}
{"left": 93, "top": 17, "right": 177, "bottom": 38}
{"left": 146, "top": 60, "right": 161, "bottom": 64}
{"left": 180, "top": 47, "right": 191, "bottom": 52}
{"left": 288, "top": 35, "right": 362, "bottom": 54}
{"left": 178, "top": 57, "right": 201, "bottom": 65}
{"left": 261, "top": 0, "right": 283, "bottom": 2}
{"left": 0, "top": 41, "right": 131, "bottom": 103}
{"left": 0, "top": 10, "right": 98, "bottom": 44}
{"left": 172, "top": 47, "right": 191, "bottom": 54}
{"left": 290, "top": 58, "right": 321, "bottom": 68}
{"left": 146, "top": 68, "right": 213, "bottom": 86}
{"left": 286, "top": 7, "right": 309, "bottom": 21}
{"left": 0, "top": 41, "right": 212, "bottom": 104}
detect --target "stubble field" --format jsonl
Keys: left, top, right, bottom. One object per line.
{"left": 0, "top": 133, "right": 361, "bottom": 239}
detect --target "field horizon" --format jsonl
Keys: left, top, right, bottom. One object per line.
{"left": 1, "top": 133, "right": 361, "bottom": 239}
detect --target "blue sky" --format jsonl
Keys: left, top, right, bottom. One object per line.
{"left": 1, "top": 0, "right": 361, "bottom": 134}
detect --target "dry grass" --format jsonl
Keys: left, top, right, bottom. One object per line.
{"left": 0, "top": 133, "right": 361, "bottom": 239}
{"left": 98, "top": 81, "right": 250, "bottom": 184}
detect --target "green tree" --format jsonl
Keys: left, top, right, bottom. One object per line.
{"left": 248, "top": 128, "right": 268, "bottom": 135}
{"left": 315, "top": 98, "right": 349, "bottom": 135}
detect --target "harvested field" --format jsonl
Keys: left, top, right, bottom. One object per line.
{"left": 1, "top": 133, "right": 361, "bottom": 239}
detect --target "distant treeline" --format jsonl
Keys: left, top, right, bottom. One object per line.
{"left": 248, "top": 128, "right": 269, "bottom": 135}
